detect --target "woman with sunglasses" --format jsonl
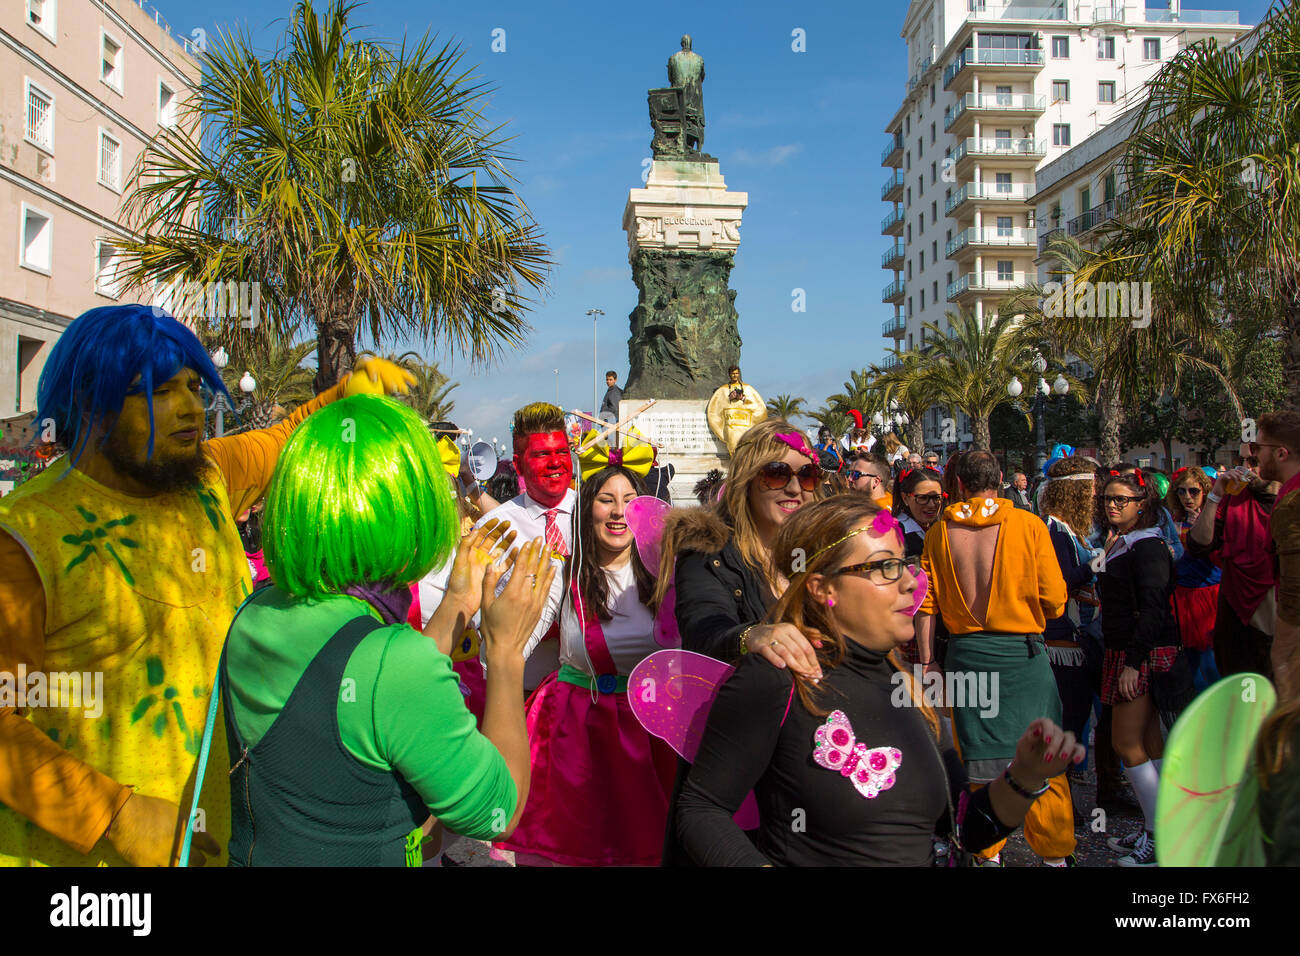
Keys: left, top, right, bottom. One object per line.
{"left": 1165, "top": 467, "right": 1222, "bottom": 692}
{"left": 891, "top": 467, "right": 946, "bottom": 669}
{"left": 1095, "top": 471, "right": 1187, "bottom": 866}
{"left": 676, "top": 495, "right": 1083, "bottom": 866}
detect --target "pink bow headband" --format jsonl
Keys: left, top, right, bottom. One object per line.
{"left": 775, "top": 431, "right": 815, "bottom": 460}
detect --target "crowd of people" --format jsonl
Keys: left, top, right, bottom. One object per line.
{"left": 0, "top": 303, "right": 1297, "bottom": 868}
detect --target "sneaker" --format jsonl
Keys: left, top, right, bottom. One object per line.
{"left": 1117, "top": 831, "right": 1157, "bottom": 867}
{"left": 978, "top": 851, "right": 1003, "bottom": 867}
{"left": 1106, "top": 829, "right": 1143, "bottom": 853}
{"left": 1043, "top": 854, "right": 1077, "bottom": 867}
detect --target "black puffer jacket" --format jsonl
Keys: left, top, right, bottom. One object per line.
{"left": 664, "top": 507, "right": 773, "bottom": 662}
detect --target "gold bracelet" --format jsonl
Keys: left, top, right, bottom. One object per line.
{"left": 739, "top": 624, "right": 757, "bottom": 655}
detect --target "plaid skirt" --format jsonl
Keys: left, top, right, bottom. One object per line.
{"left": 1100, "top": 645, "right": 1178, "bottom": 705}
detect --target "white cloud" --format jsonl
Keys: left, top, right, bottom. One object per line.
{"left": 729, "top": 143, "right": 804, "bottom": 167}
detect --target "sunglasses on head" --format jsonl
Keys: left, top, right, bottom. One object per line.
{"left": 759, "top": 461, "right": 820, "bottom": 492}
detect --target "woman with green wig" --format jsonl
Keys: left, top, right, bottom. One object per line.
{"left": 219, "top": 395, "right": 556, "bottom": 866}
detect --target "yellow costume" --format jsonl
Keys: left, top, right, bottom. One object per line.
{"left": 706, "top": 382, "right": 767, "bottom": 453}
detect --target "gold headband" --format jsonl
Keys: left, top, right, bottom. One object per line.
{"left": 804, "top": 510, "right": 903, "bottom": 567}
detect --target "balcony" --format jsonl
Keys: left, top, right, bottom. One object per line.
{"left": 943, "top": 47, "right": 1044, "bottom": 91}
{"left": 882, "top": 242, "right": 905, "bottom": 271}
{"left": 944, "top": 91, "right": 1046, "bottom": 136}
{"left": 965, "top": 1, "right": 1068, "bottom": 22}
{"left": 883, "top": 279, "right": 906, "bottom": 304}
{"left": 907, "top": 56, "right": 935, "bottom": 94}
{"left": 883, "top": 314, "right": 906, "bottom": 338}
{"left": 946, "top": 181, "right": 1034, "bottom": 216}
{"left": 1092, "top": 6, "right": 1125, "bottom": 23}
{"left": 1037, "top": 226, "right": 1065, "bottom": 257}
{"left": 952, "top": 137, "right": 1045, "bottom": 180}
{"left": 882, "top": 133, "right": 904, "bottom": 167}
{"left": 947, "top": 270, "right": 1029, "bottom": 303}
{"left": 946, "top": 226, "right": 1037, "bottom": 259}
{"left": 1145, "top": 9, "right": 1238, "bottom": 23}
{"left": 881, "top": 206, "right": 906, "bottom": 236}
{"left": 881, "top": 170, "right": 906, "bottom": 203}
{"left": 1066, "top": 193, "right": 1132, "bottom": 237}
{"left": 881, "top": 353, "right": 902, "bottom": 371}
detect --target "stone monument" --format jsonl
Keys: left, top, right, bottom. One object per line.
{"left": 620, "top": 37, "right": 749, "bottom": 503}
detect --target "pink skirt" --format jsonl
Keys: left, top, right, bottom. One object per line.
{"left": 496, "top": 672, "right": 679, "bottom": 866}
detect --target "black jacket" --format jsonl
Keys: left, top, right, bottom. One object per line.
{"left": 1097, "top": 536, "right": 1178, "bottom": 669}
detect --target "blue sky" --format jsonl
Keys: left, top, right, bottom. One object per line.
{"left": 151, "top": 0, "right": 1275, "bottom": 442}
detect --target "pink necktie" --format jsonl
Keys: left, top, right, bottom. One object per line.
{"left": 544, "top": 508, "right": 569, "bottom": 558}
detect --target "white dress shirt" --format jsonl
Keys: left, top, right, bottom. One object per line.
{"left": 560, "top": 560, "right": 659, "bottom": 677}
{"left": 472, "top": 488, "right": 576, "bottom": 691}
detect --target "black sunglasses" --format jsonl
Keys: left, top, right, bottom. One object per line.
{"left": 759, "top": 461, "right": 819, "bottom": 492}
{"left": 846, "top": 469, "right": 882, "bottom": 485}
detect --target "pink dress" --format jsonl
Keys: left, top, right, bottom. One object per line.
{"left": 497, "top": 567, "right": 679, "bottom": 866}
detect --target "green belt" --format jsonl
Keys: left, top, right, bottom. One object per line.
{"left": 557, "top": 663, "right": 628, "bottom": 695}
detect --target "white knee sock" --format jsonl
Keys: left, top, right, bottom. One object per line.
{"left": 1125, "top": 760, "right": 1160, "bottom": 833}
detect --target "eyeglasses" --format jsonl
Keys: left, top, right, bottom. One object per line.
{"left": 910, "top": 493, "right": 944, "bottom": 506}
{"left": 1102, "top": 494, "right": 1142, "bottom": 506}
{"left": 1249, "top": 442, "right": 1291, "bottom": 456}
{"left": 759, "top": 461, "right": 820, "bottom": 493}
{"left": 831, "top": 556, "right": 921, "bottom": 585}
{"left": 846, "top": 470, "right": 882, "bottom": 486}
{"left": 1175, "top": 487, "right": 1203, "bottom": 497}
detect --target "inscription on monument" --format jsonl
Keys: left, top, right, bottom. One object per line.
{"left": 635, "top": 408, "right": 723, "bottom": 454}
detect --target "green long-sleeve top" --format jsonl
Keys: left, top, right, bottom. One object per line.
{"left": 223, "top": 587, "right": 516, "bottom": 840}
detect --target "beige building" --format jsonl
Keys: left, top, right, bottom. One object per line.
{"left": 0, "top": 0, "right": 200, "bottom": 417}
{"left": 880, "top": 0, "right": 1249, "bottom": 451}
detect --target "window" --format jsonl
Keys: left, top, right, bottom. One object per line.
{"left": 1081, "top": 186, "right": 1092, "bottom": 211}
{"left": 932, "top": 240, "right": 938, "bottom": 260}
{"left": 1097, "top": 37, "right": 1115, "bottom": 60}
{"left": 906, "top": 150, "right": 911, "bottom": 170}
{"left": 1098, "top": 81, "right": 1117, "bottom": 103}
{"left": 908, "top": 261, "right": 913, "bottom": 280}
{"left": 997, "top": 216, "right": 1013, "bottom": 236}
{"left": 997, "top": 260, "right": 1013, "bottom": 281}
{"left": 1051, "top": 80, "right": 1069, "bottom": 103}
{"left": 921, "top": 290, "right": 926, "bottom": 309}
{"left": 932, "top": 280, "right": 938, "bottom": 300}
{"left": 907, "top": 188, "right": 912, "bottom": 205}
{"left": 920, "top": 252, "right": 925, "bottom": 271}
{"left": 20, "top": 205, "right": 53, "bottom": 274}
{"left": 1143, "top": 38, "right": 1161, "bottom": 60}
{"left": 1051, "top": 36, "right": 1069, "bottom": 58}
{"left": 25, "top": 79, "right": 54, "bottom": 152}
{"left": 1104, "top": 171, "right": 1117, "bottom": 202}
{"left": 995, "top": 128, "right": 1012, "bottom": 149}
{"left": 918, "top": 176, "right": 924, "bottom": 195}
{"left": 931, "top": 85, "right": 936, "bottom": 105}
{"left": 931, "top": 201, "right": 937, "bottom": 224}
{"left": 996, "top": 172, "right": 1012, "bottom": 193}
{"left": 98, "top": 130, "right": 122, "bottom": 191}
{"left": 918, "top": 137, "right": 923, "bottom": 157}
{"left": 907, "top": 225, "right": 912, "bottom": 243}
{"left": 918, "top": 215, "right": 924, "bottom": 235}
{"left": 931, "top": 122, "right": 936, "bottom": 144}
{"left": 931, "top": 161, "right": 936, "bottom": 184}
{"left": 27, "top": 0, "right": 56, "bottom": 41}
{"left": 1053, "top": 124, "right": 1071, "bottom": 147}
{"left": 995, "top": 85, "right": 1012, "bottom": 106}
{"left": 95, "top": 241, "right": 123, "bottom": 298}
{"left": 101, "top": 31, "right": 123, "bottom": 92}
{"left": 158, "top": 81, "right": 177, "bottom": 127}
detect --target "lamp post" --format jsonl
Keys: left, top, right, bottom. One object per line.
{"left": 586, "top": 309, "right": 604, "bottom": 416}
{"left": 1009, "top": 357, "right": 1068, "bottom": 475}
{"left": 210, "top": 348, "right": 229, "bottom": 436}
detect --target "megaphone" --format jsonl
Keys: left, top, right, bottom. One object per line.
{"left": 468, "top": 441, "right": 497, "bottom": 482}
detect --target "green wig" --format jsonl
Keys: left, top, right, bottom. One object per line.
{"left": 262, "top": 394, "right": 459, "bottom": 597}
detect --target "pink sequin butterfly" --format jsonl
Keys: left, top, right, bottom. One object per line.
{"left": 812, "top": 710, "right": 902, "bottom": 799}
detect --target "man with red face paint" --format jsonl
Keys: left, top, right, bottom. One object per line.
{"left": 472, "top": 403, "right": 577, "bottom": 692}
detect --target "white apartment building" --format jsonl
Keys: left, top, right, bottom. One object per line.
{"left": 880, "top": 0, "right": 1249, "bottom": 451}
{"left": 0, "top": 0, "right": 200, "bottom": 418}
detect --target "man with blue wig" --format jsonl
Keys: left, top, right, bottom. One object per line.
{"left": 0, "top": 304, "right": 414, "bottom": 866}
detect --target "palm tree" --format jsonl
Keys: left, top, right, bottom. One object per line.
{"left": 905, "top": 309, "right": 1085, "bottom": 451}
{"left": 765, "top": 394, "right": 808, "bottom": 421}
{"left": 357, "top": 349, "right": 460, "bottom": 423}
{"left": 1003, "top": 232, "right": 1230, "bottom": 463}
{"left": 193, "top": 318, "right": 317, "bottom": 430}
{"left": 114, "top": 0, "right": 551, "bottom": 393}
{"left": 1116, "top": 3, "right": 1300, "bottom": 409}
{"left": 809, "top": 405, "right": 850, "bottom": 440}
{"left": 863, "top": 350, "right": 943, "bottom": 455}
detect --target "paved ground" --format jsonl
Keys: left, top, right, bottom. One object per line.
{"left": 438, "top": 763, "right": 1148, "bottom": 867}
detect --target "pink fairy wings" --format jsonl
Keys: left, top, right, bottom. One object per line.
{"left": 624, "top": 495, "right": 680, "bottom": 646}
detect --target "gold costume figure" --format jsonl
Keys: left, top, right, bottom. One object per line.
{"left": 706, "top": 367, "right": 766, "bottom": 454}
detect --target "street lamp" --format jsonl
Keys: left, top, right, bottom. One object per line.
{"left": 586, "top": 309, "right": 604, "bottom": 415}
{"left": 210, "top": 348, "right": 230, "bottom": 436}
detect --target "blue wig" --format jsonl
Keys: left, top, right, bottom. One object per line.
{"left": 36, "top": 305, "right": 231, "bottom": 465}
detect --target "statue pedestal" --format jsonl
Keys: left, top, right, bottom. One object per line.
{"left": 620, "top": 398, "right": 726, "bottom": 506}
{"left": 621, "top": 160, "right": 748, "bottom": 401}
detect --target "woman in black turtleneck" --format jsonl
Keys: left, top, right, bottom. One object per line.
{"left": 676, "top": 495, "right": 1082, "bottom": 866}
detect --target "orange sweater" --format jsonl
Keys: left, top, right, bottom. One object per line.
{"left": 0, "top": 383, "right": 344, "bottom": 854}
{"left": 918, "top": 496, "right": 1066, "bottom": 635}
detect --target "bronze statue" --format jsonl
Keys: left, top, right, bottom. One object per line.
{"left": 668, "top": 35, "right": 705, "bottom": 153}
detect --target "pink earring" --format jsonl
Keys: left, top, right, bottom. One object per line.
{"left": 827, "top": 598, "right": 835, "bottom": 608}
